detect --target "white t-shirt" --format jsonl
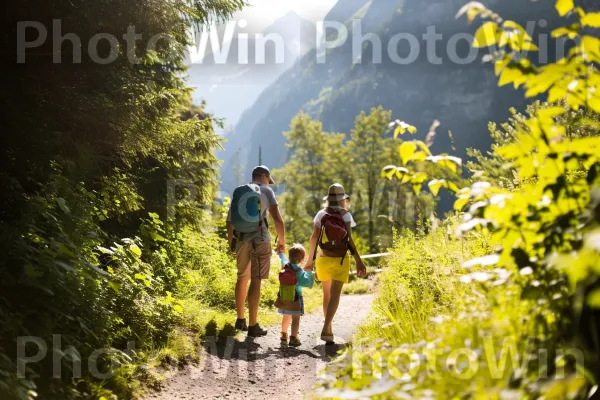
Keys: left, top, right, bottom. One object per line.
{"left": 313, "top": 208, "right": 357, "bottom": 229}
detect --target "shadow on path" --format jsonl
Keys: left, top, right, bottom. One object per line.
{"left": 149, "top": 295, "right": 375, "bottom": 400}
{"left": 202, "top": 327, "right": 350, "bottom": 362}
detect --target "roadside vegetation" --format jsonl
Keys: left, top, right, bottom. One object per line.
{"left": 1, "top": 0, "right": 263, "bottom": 398}
{"left": 316, "top": 1, "right": 600, "bottom": 398}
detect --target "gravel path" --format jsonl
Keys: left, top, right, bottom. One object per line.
{"left": 148, "top": 294, "right": 374, "bottom": 400}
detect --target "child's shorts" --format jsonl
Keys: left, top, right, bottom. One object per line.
{"left": 277, "top": 295, "right": 304, "bottom": 316}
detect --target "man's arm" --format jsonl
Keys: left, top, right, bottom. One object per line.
{"left": 268, "top": 204, "right": 285, "bottom": 254}
{"left": 226, "top": 204, "right": 234, "bottom": 252}
{"left": 304, "top": 225, "right": 320, "bottom": 271}
{"left": 227, "top": 220, "right": 234, "bottom": 248}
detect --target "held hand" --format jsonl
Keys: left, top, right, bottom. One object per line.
{"left": 356, "top": 259, "right": 367, "bottom": 278}
{"left": 304, "top": 260, "right": 313, "bottom": 272}
{"left": 276, "top": 241, "right": 286, "bottom": 255}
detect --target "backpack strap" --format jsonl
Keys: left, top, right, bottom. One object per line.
{"left": 248, "top": 183, "right": 268, "bottom": 233}
{"left": 316, "top": 212, "right": 327, "bottom": 248}
{"left": 313, "top": 225, "right": 324, "bottom": 283}
{"left": 254, "top": 184, "right": 263, "bottom": 233}
{"left": 314, "top": 214, "right": 326, "bottom": 263}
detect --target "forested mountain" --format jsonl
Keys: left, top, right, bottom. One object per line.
{"left": 219, "top": 0, "right": 563, "bottom": 193}
{"left": 187, "top": 11, "right": 317, "bottom": 132}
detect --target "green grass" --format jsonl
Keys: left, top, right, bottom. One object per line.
{"left": 315, "top": 221, "right": 580, "bottom": 399}
{"left": 356, "top": 227, "right": 486, "bottom": 344}
{"left": 342, "top": 277, "right": 373, "bottom": 295}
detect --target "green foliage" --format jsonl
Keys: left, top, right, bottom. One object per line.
{"left": 341, "top": 279, "right": 371, "bottom": 295}
{"left": 462, "top": 0, "right": 600, "bottom": 112}
{"left": 274, "top": 113, "right": 352, "bottom": 242}
{"left": 275, "top": 108, "right": 433, "bottom": 250}
{"left": 348, "top": 107, "right": 399, "bottom": 253}
{"left": 175, "top": 227, "right": 240, "bottom": 310}
{"left": 317, "top": 220, "right": 582, "bottom": 399}
{"left": 357, "top": 223, "right": 492, "bottom": 345}
{"left": 1, "top": 0, "right": 245, "bottom": 398}
{"left": 453, "top": 11, "right": 600, "bottom": 389}
{"left": 318, "top": 1, "right": 600, "bottom": 398}
{"left": 467, "top": 101, "right": 600, "bottom": 188}
{"left": 382, "top": 122, "right": 464, "bottom": 198}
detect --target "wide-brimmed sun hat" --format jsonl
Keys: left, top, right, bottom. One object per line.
{"left": 323, "top": 183, "right": 350, "bottom": 202}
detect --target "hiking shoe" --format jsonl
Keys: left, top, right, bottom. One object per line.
{"left": 289, "top": 336, "right": 301, "bottom": 347}
{"left": 235, "top": 318, "right": 248, "bottom": 331}
{"left": 280, "top": 332, "right": 288, "bottom": 347}
{"left": 247, "top": 323, "right": 268, "bottom": 337}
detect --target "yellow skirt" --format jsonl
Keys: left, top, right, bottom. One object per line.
{"left": 316, "top": 255, "right": 351, "bottom": 283}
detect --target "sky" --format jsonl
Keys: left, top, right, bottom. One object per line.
{"left": 230, "top": 0, "right": 340, "bottom": 30}
{"left": 186, "top": 0, "right": 339, "bottom": 64}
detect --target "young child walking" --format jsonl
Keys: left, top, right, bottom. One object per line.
{"left": 277, "top": 244, "right": 313, "bottom": 347}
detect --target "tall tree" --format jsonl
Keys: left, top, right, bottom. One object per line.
{"left": 2, "top": 0, "right": 245, "bottom": 397}
{"left": 273, "top": 113, "right": 349, "bottom": 243}
{"left": 347, "top": 106, "right": 395, "bottom": 252}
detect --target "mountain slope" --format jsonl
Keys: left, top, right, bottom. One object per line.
{"left": 219, "top": 0, "right": 563, "bottom": 194}
{"left": 187, "top": 11, "right": 317, "bottom": 132}
{"left": 219, "top": 0, "right": 373, "bottom": 190}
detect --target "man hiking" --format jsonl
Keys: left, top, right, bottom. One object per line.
{"left": 227, "top": 165, "right": 285, "bottom": 337}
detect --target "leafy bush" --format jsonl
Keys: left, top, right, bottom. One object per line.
{"left": 357, "top": 223, "right": 491, "bottom": 345}
{"left": 467, "top": 101, "right": 600, "bottom": 188}
{"left": 1, "top": 0, "right": 245, "bottom": 397}
{"left": 317, "top": 1, "right": 600, "bottom": 398}
{"left": 317, "top": 220, "right": 579, "bottom": 398}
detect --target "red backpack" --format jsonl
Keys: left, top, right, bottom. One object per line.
{"left": 318, "top": 208, "right": 351, "bottom": 260}
{"left": 279, "top": 263, "right": 297, "bottom": 286}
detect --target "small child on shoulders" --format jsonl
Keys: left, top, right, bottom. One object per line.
{"left": 277, "top": 244, "right": 313, "bottom": 347}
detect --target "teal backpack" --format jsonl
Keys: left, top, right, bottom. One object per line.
{"left": 231, "top": 183, "right": 264, "bottom": 233}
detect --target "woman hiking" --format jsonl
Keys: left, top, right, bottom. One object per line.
{"left": 304, "top": 183, "right": 367, "bottom": 345}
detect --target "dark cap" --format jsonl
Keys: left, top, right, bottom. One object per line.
{"left": 252, "top": 165, "right": 275, "bottom": 184}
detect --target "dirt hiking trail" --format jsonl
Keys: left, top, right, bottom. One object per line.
{"left": 148, "top": 294, "right": 374, "bottom": 400}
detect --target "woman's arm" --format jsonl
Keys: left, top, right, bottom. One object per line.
{"left": 346, "top": 224, "right": 367, "bottom": 278}
{"left": 304, "top": 225, "right": 320, "bottom": 271}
